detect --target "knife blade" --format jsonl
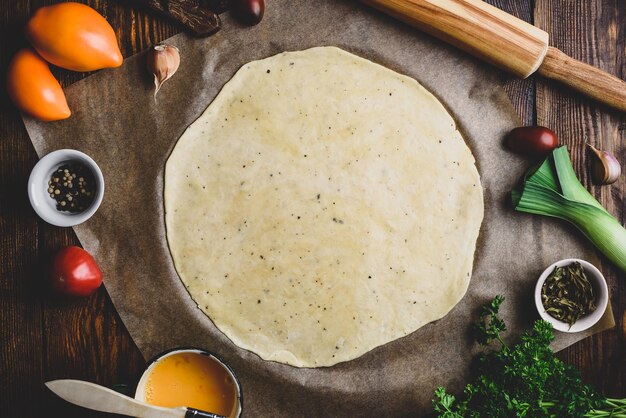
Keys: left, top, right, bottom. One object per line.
{"left": 45, "top": 379, "right": 226, "bottom": 418}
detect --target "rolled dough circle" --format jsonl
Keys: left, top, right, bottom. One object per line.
{"left": 165, "top": 47, "right": 483, "bottom": 367}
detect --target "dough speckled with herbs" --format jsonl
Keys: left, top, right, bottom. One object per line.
{"left": 164, "top": 46, "right": 484, "bottom": 367}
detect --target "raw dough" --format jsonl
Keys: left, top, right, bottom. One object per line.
{"left": 164, "top": 47, "right": 483, "bottom": 367}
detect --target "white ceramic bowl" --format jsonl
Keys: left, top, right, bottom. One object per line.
{"left": 28, "top": 149, "right": 104, "bottom": 227}
{"left": 135, "top": 347, "right": 242, "bottom": 418}
{"left": 535, "top": 258, "right": 608, "bottom": 333}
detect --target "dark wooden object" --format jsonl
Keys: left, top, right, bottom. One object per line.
{"left": 122, "top": 0, "right": 223, "bottom": 36}
{"left": 0, "top": 1, "right": 623, "bottom": 417}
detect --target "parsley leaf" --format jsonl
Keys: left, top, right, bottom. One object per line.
{"left": 432, "top": 296, "right": 626, "bottom": 418}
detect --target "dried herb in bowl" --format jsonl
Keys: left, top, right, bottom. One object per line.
{"left": 541, "top": 261, "right": 596, "bottom": 326}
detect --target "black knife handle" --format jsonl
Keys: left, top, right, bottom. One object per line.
{"left": 185, "top": 408, "right": 228, "bottom": 418}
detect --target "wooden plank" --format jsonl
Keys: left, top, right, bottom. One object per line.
{"left": 4, "top": 0, "right": 173, "bottom": 415}
{"left": 487, "top": 0, "right": 536, "bottom": 125}
{"left": 535, "top": 0, "right": 626, "bottom": 395}
{"left": 39, "top": 223, "right": 144, "bottom": 417}
{"left": 27, "top": 1, "right": 176, "bottom": 416}
{"left": 0, "top": 0, "right": 45, "bottom": 415}
{"left": 0, "top": 293, "right": 43, "bottom": 418}
{"left": 0, "top": 1, "right": 623, "bottom": 417}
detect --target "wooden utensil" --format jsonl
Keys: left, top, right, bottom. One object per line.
{"left": 360, "top": 0, "right": 626, "bottom": 112}
{"left": 45, "top": 380, "right": 226, "bottom": 418}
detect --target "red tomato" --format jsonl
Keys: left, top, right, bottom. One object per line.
{"left": 50, "top": 246, "right": 102, "bottom": 297}
{"left": 504, "top": 126, "right": 558, "bottom": 159}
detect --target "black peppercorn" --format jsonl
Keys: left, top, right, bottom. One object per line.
{"left": 47, "top": 163, "right": 96, "bottom": 213}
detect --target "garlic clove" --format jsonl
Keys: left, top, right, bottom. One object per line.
{"left": 147, "top": 44, "right": 180, "bottom": 98}
{"left": 588, "top": 144, "right": 621, "bottom": 185}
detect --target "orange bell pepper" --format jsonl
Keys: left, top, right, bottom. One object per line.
{"left": 6, "top": 49, "right": 71, "bottom": 122}
{"left": 25, "top": 2, "right": 123, "bottom": 72}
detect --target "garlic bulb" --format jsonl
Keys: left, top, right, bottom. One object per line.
{"left": 588, "top": 144, "right": 621, "bottom": 185}
{"left": 147, "top": 44, "right": 180, "bottom": 98}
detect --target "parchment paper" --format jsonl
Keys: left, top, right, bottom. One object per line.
{"left": 24, "top": 0, "right": 614, "bottom": 415}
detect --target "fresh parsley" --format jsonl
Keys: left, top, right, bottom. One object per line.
{"left": 432, "top": 296, "right": 626, "bottom": 417}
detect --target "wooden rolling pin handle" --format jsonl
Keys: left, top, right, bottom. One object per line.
{"left": 538, "top": 47, "right": 626, "bottom": 112}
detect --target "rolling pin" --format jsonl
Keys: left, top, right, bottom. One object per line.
{"left": 360, "top": 0, "right": 626, "bottom": 112}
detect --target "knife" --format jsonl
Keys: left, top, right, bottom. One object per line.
{"left": 46, "top": 379, "right": 227, "bottom": 418}
{"left": 360, "top": 0, "right": 626, "bottom": 112}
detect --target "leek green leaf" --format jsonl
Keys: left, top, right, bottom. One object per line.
{"left": 513, "top": 146, "right": 626, "bottom": 273}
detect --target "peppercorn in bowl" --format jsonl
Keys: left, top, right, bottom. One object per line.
{"left": 28, "top": 149, "right": 104, "bottom": 227}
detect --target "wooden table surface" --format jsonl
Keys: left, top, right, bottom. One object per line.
{"left": 0, "top": 1, "right": 624, "bottom": 416}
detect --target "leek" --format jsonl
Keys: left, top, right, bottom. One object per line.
{"left": 513, "top": 146, "right": 626, "bottom": 273}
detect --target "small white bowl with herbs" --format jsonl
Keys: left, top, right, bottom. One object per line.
{"left": 535, "top": 258, "right": 608, "bottom": 333}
